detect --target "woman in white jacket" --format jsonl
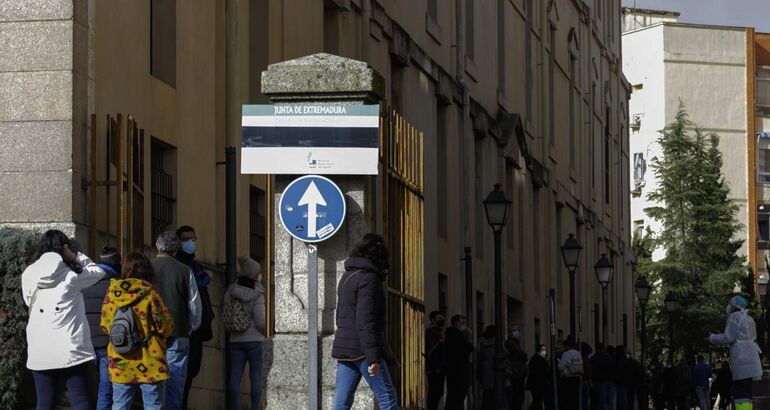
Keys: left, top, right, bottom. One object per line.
{"left": 709, "top": 295, "right": 763, "bottom": 410}
{"left": 22, "top": 230, "right": 105, "bottom": 410}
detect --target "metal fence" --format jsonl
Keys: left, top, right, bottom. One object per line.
{"left": 380, "top": 108, "right": 426, "bottom": 409}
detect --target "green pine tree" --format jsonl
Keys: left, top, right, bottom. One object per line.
{"left": 642, "top": 102, "right": 746, "bottom": 360}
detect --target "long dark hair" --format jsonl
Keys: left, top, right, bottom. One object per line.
{"left": 349, "top": 233, "right": 390, "bottom": 272}
{"left": 122, "top": 252, "right": 155, "bottom": 282}
{"left": 35, "top": 230, "right": 82, "bottom": 273}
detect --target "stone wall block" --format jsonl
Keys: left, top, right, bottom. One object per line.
{"left": 0, "top": 71, "right": 72, "bottom": 121}
{"left": 0, "top": 0, "right": 73, "bottom": 22}
{"left": 0, "top": 171, "right": 73, "bottom": 222}
{"left": 0, "top": 121, "right": 72, "bottom": 172}
{"left": 0, "top": 20, "right": 73, "bottom": 72}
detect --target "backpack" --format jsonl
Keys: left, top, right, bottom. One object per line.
{"left": 110, "top": 306, "right": 141, "bottom": 355}
{"left": 223, "top": 296, "right": 254, "bottom": 333}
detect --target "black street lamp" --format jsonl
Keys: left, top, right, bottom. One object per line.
{"left": 561, "top": 234, "right": 583, "bottom": 338}
{"left": 664, "top": 292, "right": 678, "bottom": 363}
{"left": 635, "top": 275, "right": 651, "bottom": 370}
{"left": 594, "top": 253, "right": 613, "bottom": 346}
{"left": 483, "top": 183, "right": 511, "bottom": 409}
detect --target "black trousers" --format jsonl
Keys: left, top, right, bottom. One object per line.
{"left": 182, "top": 331, "right": 204, "bottom": 409}
{"left": 445, "top": 373, "right": 469, "bottom": 410}
{"left": 508, "top": 377, "right": 525, "bottom": 410}
{"left": 529, "top": 389, "right": 545, "bottom": 410}
{"left": 559, "top": 377, "right": 580, "bottom": 410}
{"left": 427, "top": 371, "right": 446, "bottom": 410}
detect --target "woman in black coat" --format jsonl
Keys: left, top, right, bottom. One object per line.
{"left": 331, "top": 233, "right": 398, "bottom": 410}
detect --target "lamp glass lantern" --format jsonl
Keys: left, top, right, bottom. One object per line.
{"left": 483, "top": 184, "right": 512, "bottom": 232}
{"left": 759, "top": 275, "right": 768, "bottom": 297}
{"left": 594, "top": 253, "right": 613, "bottom": 288}
{"left": 561, "top": 234, "right": 583, "bottom": 273}
{"left": 635, "top": 276, "right": 651, "bottom": 304}
{"left": 664, "top": 292, "right": 678, "bottom": 313}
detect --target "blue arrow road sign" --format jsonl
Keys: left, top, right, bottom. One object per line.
{"left": 279, "top": 175, "right": 346, "bottom": 243}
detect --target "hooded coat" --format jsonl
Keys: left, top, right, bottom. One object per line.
{"left": 709, "top": 308, "right": 763, "bottom": 381}
{"left": 100, "top": 278, "right": 174, "bottom": 384}
{"left": 224, "top": 282, "right": 266, "bottom": 343}
{"left": 22, "top": 252, "right": 105, "bottom": 371}
{"left": 331, "top": 257, "right": 386, "bottom": 364}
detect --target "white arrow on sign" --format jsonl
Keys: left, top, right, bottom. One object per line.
{"left": 297, "top": 181, "right": 327, "bottom": 238}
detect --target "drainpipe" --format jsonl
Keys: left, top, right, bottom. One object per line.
{"left": 456, "top": 1, "right": 475, "bottom": 408}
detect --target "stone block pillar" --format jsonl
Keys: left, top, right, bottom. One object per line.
{"left": 260, "top": 53, "right": 384, "bottom": 409}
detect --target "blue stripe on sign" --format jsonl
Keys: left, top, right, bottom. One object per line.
{"left": 242, "top": 104, "right": 380, "bottom": 117}
{"left": 242, "top": 126, "right": 379, "bottom": 148}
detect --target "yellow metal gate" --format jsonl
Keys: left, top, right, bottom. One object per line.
{"left": 380, "top": 109, "right": 425, "bottom": 409}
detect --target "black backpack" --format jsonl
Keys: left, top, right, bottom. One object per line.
{"left": 110, "top": 306, "right": 141, "bottom": 354}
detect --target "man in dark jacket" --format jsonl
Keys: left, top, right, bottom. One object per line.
{"left": 175, "top": 225, "right": 215, "bottom": 409}
{"left": 505, "top": 323, "right": 528, "bottom": 410}
{"left": 83, "top": 246, "right": 121, "bottom": 410}
{"left": 445, "top": 314, "right": 475, "bottom": 410}
{"left": 426, "top": 311, "right": 447, "bottom": 410}
{"left": 331, "top": 233, "right": 399, "bottom": 409}
{"left": 591, "top": 343, "right": 616, "bottom": 410}
{"left": 527, "top": 344, "right": 549, "bottom": 410}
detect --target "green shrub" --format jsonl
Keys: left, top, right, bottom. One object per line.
{"left": 0, "top": 228, "right": 38, "bottom": 409}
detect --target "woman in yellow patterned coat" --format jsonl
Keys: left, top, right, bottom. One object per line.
{"left": 101, "top": 252, "right": 174, "bottom": 410}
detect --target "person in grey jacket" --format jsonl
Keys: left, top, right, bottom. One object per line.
{"left": 82, "top": 246, "right": 121, "bottom": 410}
{"left": 224, "top": 256, "right": 267, "bottom": 410}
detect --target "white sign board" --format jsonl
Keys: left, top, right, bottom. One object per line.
{"left": 241, "top": 104, "right": 380, "bottom": 175}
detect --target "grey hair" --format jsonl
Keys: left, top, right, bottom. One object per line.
{"left": 156, "top": 231, "right": 179, "bottom": 254}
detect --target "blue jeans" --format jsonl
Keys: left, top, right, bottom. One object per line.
{"left": 95, "top": 348, "right": 113, "bottom": 410}
{"left": 333, "top": 359, "right": 399, "bottom": 409}
{"left": 228, "top": 342, "right": 263, "bottom": 410}
{"left": 112, "top": 382, "right": 164, "bottom": 410}
{"left": 594, "top": 382, "right": 613, "bottom": 410}
{"left": 165, "top": 337, "right": 190, "bottom": 410}
{"left": 32, "top": 363, "right": 91, "bottom": 410}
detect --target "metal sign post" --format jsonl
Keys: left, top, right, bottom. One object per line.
{"left": 278, "top": 175, "right": 346, "bottom": 410}
{"left": 308, "top": 244, "right": 319, "bottom": 410}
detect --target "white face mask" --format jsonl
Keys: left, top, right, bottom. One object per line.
{"left": 457, "top": 324, "right": 467, "bottom": 332}
{"left": 538, "top": 350, "right": 547, "bottom": 358}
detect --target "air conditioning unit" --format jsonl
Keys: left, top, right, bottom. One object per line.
{"left": 631, "top": 114, "right": 642, "bottom": 130}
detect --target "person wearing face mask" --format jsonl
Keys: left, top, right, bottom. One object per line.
{"left": 526, "top": 344, "right": 549, "bottom": 410}
{"left": 331, "top": 233, "right": 398, "bottom": 409}
{"left": 175, "top": 225, "right": 215, "bottom": 409}
{"left": 709, "top": 295, "right": 762, "bottom": 410}
{"left": 505, "top": 323, "right": 528, "bottom": 410}
{"left": 426, "top": 311, "right": 447, "bottom": 410}
{"left": 444, "top": 314, "right": 475, "bottom": 410}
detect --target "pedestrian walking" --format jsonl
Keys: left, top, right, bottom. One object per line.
{"left": 505, "top": 323, "right": 528, "bottom": 410}
{"left": 714, "top": 361, "right": 732, "bottom": 410}
{"left": 101, "top": 252, "right": 174, "bottom": 410}
{"left": 579, "top": 343, "right": 593, "bottom": 410}
{"left": 445, "top": 314, "right": 475, "bottom": 410}
{"left": 650, "top": 359, "right": 665, "bottom": 410}
{"left": 625, "top": 351, "right": 644, "bottom": 409}
{"left": 152, "top": 231, "right": 202, "bottom": 410}
{"left": 662, "top": 360, "right": 677, "bottom": 410}
{"left": 709, "top": 295, "right": 763, "bottom": 410}
{"left": 557, "top": 335, "right": 583, "bottom": 410}
{"left": 693, "top": 355, "right": 712, "bottom": 410}
{"left": 527, "top": 344, "right": 549, "bottom": 410}
{"left": 614, "top": 346, "right": 629, "bottom": 410}
{"left": 426, "top": 311, "right": 447, "bottom": 410}
{"left": 331, "top": 233, "right": 398, "bottom": 409}
{"left": 478, "top": 325, "right": 498, "bottom": 410}
{"left": 175, "top": 225, "right": 216, "bottom": 409}
{"left": 591, "top": 343, "right": 615, "bottom": 410}
{"left": 22, "top": 230, "right": 106, "bottom": 410}
{"left": 83, "top": 246, "right": 121, "bottom": 410}
{"left": 224, "top": 256, "right": 267, "bottom": 410}
{"left": 675, "top": 358, "right": 693, "bottom": 410}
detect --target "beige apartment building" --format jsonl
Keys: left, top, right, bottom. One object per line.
{"left": 0, "top": 0, "right": 632, "bottom": 407}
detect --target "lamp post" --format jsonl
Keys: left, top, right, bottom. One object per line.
{"left": 759, "top": 274, "right": 768, "bottom": 352}
{"left": 483, "top": 183, "right": 512, "bottom": 410}
{"left": 664, "top": 292, "right": 678, "bottom": 363}
{"left": 594, "top": 254, "right": 613, "bottom": 346}
{"left": 635, "top": 275, "right": 651, "bottom": 370}
{"left": 561, "top": 234, "right": 583, "bottom": 338}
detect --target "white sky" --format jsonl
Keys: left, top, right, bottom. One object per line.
{"left": 621, "top": 0, "right": 770, "bottom": 32}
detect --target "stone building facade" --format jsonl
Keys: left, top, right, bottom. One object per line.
{"left": 0, "top": 0, "right": 632, "bottom": 407}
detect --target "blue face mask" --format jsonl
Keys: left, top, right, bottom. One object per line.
{"left": 181, "top": 240, "right": 197, "bottom": 255}
{"left": 511, "top": 330, "right": 521, "bottom": 339}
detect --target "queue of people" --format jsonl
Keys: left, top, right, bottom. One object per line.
{"left": 22, "top": 228, "right": 267, "bottom": 409}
